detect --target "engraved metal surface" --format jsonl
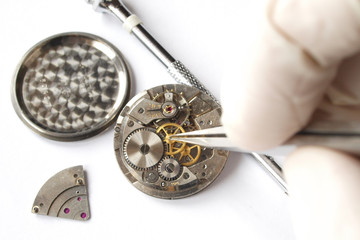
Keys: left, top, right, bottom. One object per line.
{"left": 32, "top": 166, "right": 90, "bottom": 221}
{"left": 114, "top": 84, "right": 229, "bottom": 199}
{"left": 12, "top": 32, "right": 131, "bottom": 141}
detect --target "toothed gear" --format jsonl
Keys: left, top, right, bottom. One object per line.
{"left": 158, "top": 157, "right": 182, "bottom": 181}
{"left": 123, "top": 128, "right": 164, "bottom": 170}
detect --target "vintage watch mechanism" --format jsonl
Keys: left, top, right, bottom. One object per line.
{"left": 114, "top": 84, "right": 229, "bottom": 199}
{"left": 32, "top": 166, "right": 90, "bottom": 221}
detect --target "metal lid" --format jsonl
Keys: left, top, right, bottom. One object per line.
{"left": 12, "top": 32, "right": 131, "bottom": 141}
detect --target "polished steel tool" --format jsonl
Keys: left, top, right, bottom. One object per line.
{"left": 170, "top": 126, "right": 360, "bottom": 156}
{"left": 86, "top": 0, "right": 287, "bottom": 193}
{"left": 170, "top": 126, "right": 290, "bottom": 193}
{"left": 170, "top": 124, "right": 360, "bottom": 193}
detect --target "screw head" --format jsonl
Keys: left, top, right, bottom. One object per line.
{"left": 76, "top": 178, "right": 84, "bottom": 185}
{"left": 32, "top": 206, "right": 40, "bottom": 214}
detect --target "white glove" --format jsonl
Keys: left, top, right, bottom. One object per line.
{"left": 221, "top": 0, "right": 360, "bottom": 239}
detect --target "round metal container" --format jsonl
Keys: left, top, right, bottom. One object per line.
{"left": 12, "top": 32, "right": 131, "bottom": 141}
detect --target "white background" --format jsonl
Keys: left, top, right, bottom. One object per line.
{"left": 0, "top": 1, "right": 294, "bottom": 239}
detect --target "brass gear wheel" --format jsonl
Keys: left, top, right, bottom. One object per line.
{"left": 156, "top": 123, "right": 186, "bottom": 155}
{"left": 178, "top": 144, "right": 202, "bottom": 166}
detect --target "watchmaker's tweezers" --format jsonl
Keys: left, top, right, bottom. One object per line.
{"left": 170, "top": 125, "right": 360, "bottom": 194}
{"left": 169, "top": 126, "right": 360, "bottom": 156}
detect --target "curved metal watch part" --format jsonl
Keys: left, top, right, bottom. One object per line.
{"left": 32, "top": 166, "right": 90, "bottom": 221}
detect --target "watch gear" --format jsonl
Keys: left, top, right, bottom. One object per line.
{"left": 177, "top": 144, "right": 202, "bottom": 167}
{"left": 123, "top": 128, "right": 164, "bottom": 170}
{"left": 114, "top": 84, "right": 229, "bottom": 199}
{"left": 158, "top": 157, "right": 182, "bottom": 181}
{"left": 156, "top": 122, "right": 186, "bottom": 155}
{"left": 156, "top": 122, "right": 202, "bottom": 166}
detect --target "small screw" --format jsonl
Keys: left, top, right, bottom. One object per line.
{"left": 183, "top": 172, "right": 190, "bottom": 179}
{"left": 76, "top": 178, "right": 84, "bottom": 185}
{"left": 127, "top": 121, "right": 134, "bottom": 127}
{"left": 138, "top": 108, "right": 144, "bottom": 114}
{"left": 145, "top": 172, "right": 158, "bottom": 183}
{"left": 115, "top": 126, "right": 120, "bottom": 132}
{"left": 32, "top": 206, "right": 40, "bottom": 214}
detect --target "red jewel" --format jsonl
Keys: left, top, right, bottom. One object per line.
{"left": 166, "top": 106, "right": 173, "bottom": 112}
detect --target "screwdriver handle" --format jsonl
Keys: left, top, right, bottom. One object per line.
{"left": 88, "top": 0, "right": 219, "bottom": 104}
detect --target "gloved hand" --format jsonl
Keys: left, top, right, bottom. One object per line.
{"left": 221, "top": 0, "right": 360, "bottom": 239}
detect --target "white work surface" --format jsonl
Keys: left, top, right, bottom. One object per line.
{"left": 0, "top": 0, "right": 295, "bottom": 239}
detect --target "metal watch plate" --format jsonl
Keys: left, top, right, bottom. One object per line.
{"left": 114, "top": 84, "right": 229, "bottom": 199}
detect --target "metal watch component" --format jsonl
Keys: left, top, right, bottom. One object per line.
{"left": 158, "top": 157, "right": 182, "bottom": 181}
{"left": 114, "top": 84, "right": 229, "bottom": 199}
{"left": 123, "top": 128, "right": 164, "bottom": 170}
{"left": 12, "top": 32, "right": 131, "bottom": 141}
{"left": 32, "top": 166, "right": 90, "bottom": 221}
